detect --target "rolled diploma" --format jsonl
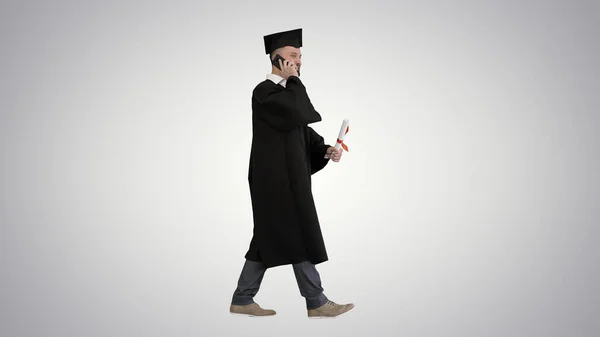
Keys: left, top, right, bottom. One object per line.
{"left": 325, "top": 119, "right": 349, "bottom": 158}
{"left": 334, "top": 119, "right": 350, "bottom": 150}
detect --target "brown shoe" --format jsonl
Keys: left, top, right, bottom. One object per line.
{"left": 307, "top": 300, "right": 355, "bottom": 318}
{"left": 230, "top": 303, "right": 276, "bottom": 317}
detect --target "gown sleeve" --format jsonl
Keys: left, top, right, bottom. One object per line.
{"left": 307, "top": 126, "right": 331, "bottom": 175}
{"left": 253, "top": 76, "right": 322, "bottom": 132}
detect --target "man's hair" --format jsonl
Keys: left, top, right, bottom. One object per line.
{"left": 269, "top": 47, "right": 285, "bottom": 60}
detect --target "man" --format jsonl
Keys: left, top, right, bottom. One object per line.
{"left": 229, "top": 28, "right": 354, "bottom": 318}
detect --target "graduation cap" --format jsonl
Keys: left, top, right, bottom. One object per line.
{"left": 264, "top": 28, "right": 302, "bottom": 55}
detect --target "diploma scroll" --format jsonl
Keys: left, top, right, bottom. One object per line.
{"left": 335, "top": 119, "right": 350, "bottom": 151}
{"left": 325, "top": 119, "right": 350, "bottom": 158}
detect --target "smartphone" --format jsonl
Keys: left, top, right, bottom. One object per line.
{"left": 272, "top": 54, "right": 285, "bottom": 70}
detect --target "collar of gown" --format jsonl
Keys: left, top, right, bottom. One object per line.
{"left": 266, "top": 73, "right": 286, "bottom": 87}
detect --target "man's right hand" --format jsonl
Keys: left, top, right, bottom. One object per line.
{"left": 279, "top": 59, "right": 298, "bottom": 79}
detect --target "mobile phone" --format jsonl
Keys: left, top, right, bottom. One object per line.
{"left": 272, "top": 54, "right": 285, "bottom": 70}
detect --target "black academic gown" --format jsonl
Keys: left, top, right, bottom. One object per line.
{"left": 245, "top": 75, "right": 331, "bottom": 268}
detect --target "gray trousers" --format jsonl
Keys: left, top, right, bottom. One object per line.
{"left": 231, "top": 259, "right": 329, "bottom": 310}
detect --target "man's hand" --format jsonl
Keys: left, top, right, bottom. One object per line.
{"left": 325, "top": 147, "right": 343, "bottom": 162}
{"left": 279, "top": 59, "right": 298, "bottom": 79}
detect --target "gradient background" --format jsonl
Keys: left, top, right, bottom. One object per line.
{"left": 1, "top": 0, "right": 599, "bottom": 336}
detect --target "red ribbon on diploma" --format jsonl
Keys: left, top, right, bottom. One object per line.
{"left": 337, "top": 126, "right": 349, "bottom": 152}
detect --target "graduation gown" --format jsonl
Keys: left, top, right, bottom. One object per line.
{"left": 244, "top": 75, "right": 331, "bottom": 268}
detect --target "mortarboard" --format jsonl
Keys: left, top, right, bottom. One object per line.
{"left": 263, "top": 28, "right": 302, "bottom": 55}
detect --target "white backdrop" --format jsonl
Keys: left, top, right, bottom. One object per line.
{"left": 1, "top": 1, "right": 599, "bottom": 336}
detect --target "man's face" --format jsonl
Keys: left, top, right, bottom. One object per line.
{"left": 282, "top": 46, "right": 302, "bottom": 76}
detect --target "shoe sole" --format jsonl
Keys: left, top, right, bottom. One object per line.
{"left": 230, "top": 312, "right": 276, "bottom": 317}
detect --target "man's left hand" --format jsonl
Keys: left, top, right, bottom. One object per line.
{"left": 325, "top": 147, "right": 343, "bottom": 162}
